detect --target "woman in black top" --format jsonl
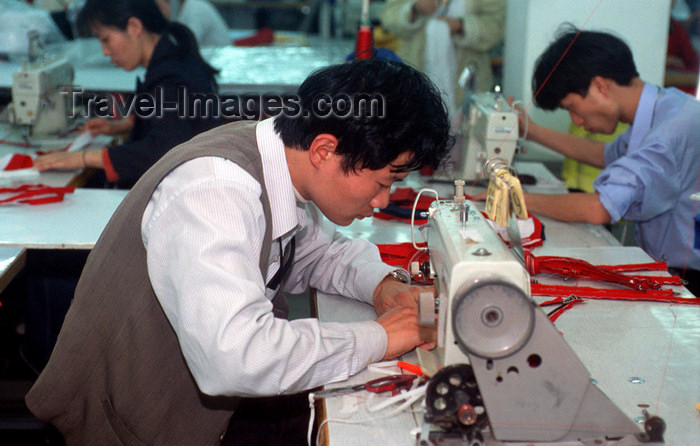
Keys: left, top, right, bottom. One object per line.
{"left": 34, "top": 0, "right": 220, "bottom": 188}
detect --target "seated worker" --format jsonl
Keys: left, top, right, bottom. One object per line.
{"left": 380, "top": 0, "right": 505, "bottom": 114}
{"left": 25, "top": 59, "right": 452, "bottom": 445}
{"left": 515, "top": 27, "right": 700, "bottom": 296}
{"left": 155, "top": 0, "right": 231, "bottom": 47}
{"left": 33, "top": 0, "right": 220, "bottom": 189}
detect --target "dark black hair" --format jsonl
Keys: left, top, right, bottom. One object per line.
{"left": 274, "top": 59, "right": 453, "bottom": 173}
{"left": 77, "top": 0, "right": 218, "bottom": 80}
{"left": 533, "top": 25, "right": 639, "bottom": 110}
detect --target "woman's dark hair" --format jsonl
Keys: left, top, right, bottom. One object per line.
{"left": 533, "top": 24, "right": 639, "bottom": 110}
{"left": 274, "top": 59, "right": 453, "bottom": 173}
{"left": 77, "top": 0, "right": 218, "bottom": 80}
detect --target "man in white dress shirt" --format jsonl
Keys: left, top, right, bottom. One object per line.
{"left": 26, "top": 58, "right": 453, "bottom": 445}
{"left": 150, "top": 59, "right": 453, "bottom": 444}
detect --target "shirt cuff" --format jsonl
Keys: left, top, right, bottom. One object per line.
{"left": 596, "top": 190, "right": 623, "bottom": 224}
{"left": 102, "top": 147, "right": 119, "bottom": 182}
{"left": 347, "top": 320, "right": 387, "bottom": 372}
{"left": 354, "top": 262, "right": 396, "bottom": 306}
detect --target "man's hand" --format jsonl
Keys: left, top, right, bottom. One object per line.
{"left": 372, "top": 275, "right": 434, "bottom": 315}
{"left": 507, "top": 96, "right": 535, "bottom": 139}
{"left": 376, "top": 306, "right": 436, "bottom": 360}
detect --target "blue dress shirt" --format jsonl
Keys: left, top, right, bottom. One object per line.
{"left": 594, "top": 83, "right": 700, "bottom": 270}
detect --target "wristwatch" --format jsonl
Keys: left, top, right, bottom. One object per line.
{"left": 387, "top": 268, "right": 411, "bottom": 284}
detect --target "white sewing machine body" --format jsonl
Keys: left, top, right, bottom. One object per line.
{"left": 460, "top": 93, "right": 519, "bottom": 182}
{"left": 418, "top": 200, "right": 530, "bottom": 371}
{"left": 416, "top": 199, "right": 661, "bottom": 445}
{"left": 10, "top": 58, "right": 74, "bottom": 136}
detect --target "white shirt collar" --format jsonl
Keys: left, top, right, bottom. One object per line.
{"left": 293, "top": 187, "right": 308, "bottom": 203}
{"left": 255, "top": 118, "right": 300, "bottom": 240}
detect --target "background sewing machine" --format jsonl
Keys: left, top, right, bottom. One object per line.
{"left": 8, "top": 57, "right": 74, "bottom": 140}
{"left": 414, "top": 194, "right": 664, "bottom": 445}
{"left": 459, "top": 92, "right": 520, "bottom": 182}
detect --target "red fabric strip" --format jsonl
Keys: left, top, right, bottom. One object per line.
{"left": 531, "top": 283, "right": 700, "bottom": 305}
{"left": 525, "top": 252, "right": 666, "bottom": 291}
{"left": 548, "top": 301, "right": 578, "bottom": 322}
{"left": 4, "top": 154, "right": 34, "bottom": 170}
{"left": 0, "top": 184, "right": 75, "bottom": 205}
{"left": 601, "top": 262, "right": 669, "bottom": 272}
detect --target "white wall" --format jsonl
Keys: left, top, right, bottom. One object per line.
{"left": 503, "top": 0, "right": 671, "bottom": 164}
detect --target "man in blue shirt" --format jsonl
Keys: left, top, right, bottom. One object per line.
{"left": 518, "top": 27, "right": 700, "bottom": 296}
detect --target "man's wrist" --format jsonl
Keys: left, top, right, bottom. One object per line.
{"left": 372, "top": 268, "right": 413, "bottom": 311}
{"left": 386, "top": 268, "right": 411, "bottom": 284}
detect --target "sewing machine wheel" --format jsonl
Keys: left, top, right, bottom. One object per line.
{"left": 424, "top": 364, "right": 487, "bottom": 439}
{"left": 451, "top": 281, "right": 534, "bottom": 359}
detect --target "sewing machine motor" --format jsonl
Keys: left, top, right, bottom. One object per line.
{"left": 10, "top": 58, "right": 74, "bottom": 137}
{"left": 459, "top": 93, "right": 519, "bottom": 182}
{"left": 415, "top": 198, "right": 664, "bottom": 445}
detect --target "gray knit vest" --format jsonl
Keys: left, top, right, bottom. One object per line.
{"left": 26, "top": 121, "right": 278, "bottom": 445}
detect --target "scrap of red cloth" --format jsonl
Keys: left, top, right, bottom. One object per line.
{"left": 0, "top": 184, "right": 75, "bottom": 205}
{"left": 376, "top": 241, "right": 427, "bottom": 268}
{"left": 234, "top": 27, "right": 274, "bottom": 46}
{"left": 376, "top": 241, "right": 432, "bottom": 284}
{"left": 3, "top": 154, "right": 34, "bottom": 170}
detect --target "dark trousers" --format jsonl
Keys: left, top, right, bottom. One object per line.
{"left": 24, "top": 250, "right": 89, "bottom": 372}
{"left": 222, "top": 392, "right": 312, "bottom": 446}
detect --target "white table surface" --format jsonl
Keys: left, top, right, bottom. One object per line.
{"left": 0, "top": 36, "right": 353, "bottom": 95}
{"left": 0, "top": 188, "right": 127, "bottom": 249}
{"left": 0, "top": 122, "right": 125, "bottom": 250}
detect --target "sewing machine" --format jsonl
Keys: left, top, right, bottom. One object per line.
{"left": 9, "top": 57, "right": 74, "bottom": 139}
{"left": 459, "top": 92, "right": 519, "bottom": 182}
{"left": 413, "top": 192, "right": 665, "bottom": 445}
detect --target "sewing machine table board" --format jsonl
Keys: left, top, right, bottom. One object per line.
{"left": 0, "top": 188, "right": 127, "bottom": 249}
{"left": 0, "top": 122, "right": 111, "bottom": 187}
{"left": 315, "top": 244, "right": 699, "bottom": 445}
{"left": 0, "top": 246, "right": 25, "bottom": 294}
